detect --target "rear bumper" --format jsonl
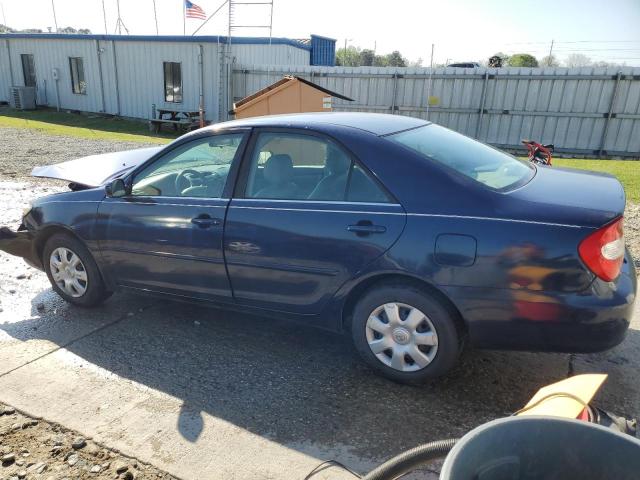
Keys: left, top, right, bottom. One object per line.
{"left": 0, "top": 226, "right": 42, "bottom": 269}
{"left": 445, "top": 252, "right": 637, "bottom": 353}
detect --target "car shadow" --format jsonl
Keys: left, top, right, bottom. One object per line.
{"left": 1, "top": 288, "right": 637, "bottom": 464}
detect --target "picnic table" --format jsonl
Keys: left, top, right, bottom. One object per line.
{"left": 149, "top": 108, "right": 204, "bottom": 133}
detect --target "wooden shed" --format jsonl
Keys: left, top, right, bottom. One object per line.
{"left": 232, "top": 76, "right": 354, "bottom": 119}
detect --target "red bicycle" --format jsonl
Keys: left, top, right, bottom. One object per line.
{"left": 522, "top": 139, "right": 554, "bottom": 166}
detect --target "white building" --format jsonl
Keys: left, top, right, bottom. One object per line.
{"left": 0, "top": 33, "right": 335, "bottom": 122}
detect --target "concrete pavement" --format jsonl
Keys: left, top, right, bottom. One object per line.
{"left": 2, "top": 247, "right": 638, "bottom": 479}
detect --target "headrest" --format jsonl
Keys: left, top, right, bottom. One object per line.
{"left": 263, "top": 154, "right": 293, "bottom": 184}
{"left": 326, "top": 148, "right": 350, "bottom": 175}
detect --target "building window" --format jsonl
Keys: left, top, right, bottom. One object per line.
{"left": 21, "top": 54, "right": 36, "bottom": 87}
{"left": 69, "top": 57, "right": 86, "bottom": 94}
{"left": 163, "top": 62, "right": 182, "bottom": 103}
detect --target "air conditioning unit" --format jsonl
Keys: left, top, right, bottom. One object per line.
{"left": 9, "top": 86, "right": 36, "bottom": 110}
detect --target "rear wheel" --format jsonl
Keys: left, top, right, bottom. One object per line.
{"left": 43, "top": 233, "right": 111, "bottom": 307}
{"left": 351, "top": 284, "right": 462, "bottom": 383}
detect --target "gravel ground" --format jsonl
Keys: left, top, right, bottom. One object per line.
{"left": 0, "top": 127, "right": 157, "bottom": 180}
{"left": 0, "top": 403, "right": 177, "bottom": 480}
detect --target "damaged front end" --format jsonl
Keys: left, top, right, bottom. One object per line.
{"left": 0, "top": 224, "right": 41, "bottom": 269}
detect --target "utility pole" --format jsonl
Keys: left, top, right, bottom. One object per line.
{"left": 426, "top": 43, "right": 435, "bottom": 120}
{"left": 114, "top": 0, "right": 129, "bottom": 35}
{"left": 547, "top": 39, "right": 554, "bottom": 66}
{"left": 0, "top": 2, "right": 7, "bottom": 27}
{"left": 51, "top": 0, "right": 58, "bottom": 32}
{"left": 152, "top": 0, "right": 159, "bottom": 34}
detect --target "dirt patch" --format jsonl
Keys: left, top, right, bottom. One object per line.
{"left": 0, "top": 127, "right": 157, "bottom": 181}
{"left": 0, "top": 404, "right": 178, "bottom": 480}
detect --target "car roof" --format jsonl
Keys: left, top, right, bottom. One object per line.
{"left": 208, "top": 112, "right": 429, "bottom": 136}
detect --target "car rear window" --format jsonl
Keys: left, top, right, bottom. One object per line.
{"left": 388, "top": 124, "right": 534, "bottom": 191}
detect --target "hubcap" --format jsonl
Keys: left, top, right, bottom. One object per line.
{"left": 49, "top": 247, "right": 88, "bottom": 298}
{"left": 365, "top": 302, "right": 438, "bottom": 372}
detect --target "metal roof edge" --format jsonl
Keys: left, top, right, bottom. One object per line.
{"left": 0, "top": 33, "right": 312, "bottom": 50}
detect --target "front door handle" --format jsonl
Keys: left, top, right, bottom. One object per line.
{"left": 347, "top": 224, "right": 387, "bottom": 235}
{"left": 191, "top": 215, "right": 221, "bottom": 228}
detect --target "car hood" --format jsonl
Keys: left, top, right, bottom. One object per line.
{"left": 31, "top": 146, "right": 163, "bottom": 187}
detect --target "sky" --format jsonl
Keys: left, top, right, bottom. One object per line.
{"left": 1, "top": 0, "right": 640, "bottom": 66}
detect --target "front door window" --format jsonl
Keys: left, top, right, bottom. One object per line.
{"left": 132, "top": 134, "right": 245, "bottom": 198}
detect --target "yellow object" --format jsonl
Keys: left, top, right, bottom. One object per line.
{"left": 517, "top": 374, "right": 607, "bottom": 419}
{"left": 428, "top": 96, "right": 439, "bottom": 106}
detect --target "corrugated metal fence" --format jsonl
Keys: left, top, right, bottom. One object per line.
{"left": 232, "top": 65, "right": 640, "bottom": 158}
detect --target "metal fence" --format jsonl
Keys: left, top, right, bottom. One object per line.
{"left": 232, "top": 65, "right": 640, "bottom": 158}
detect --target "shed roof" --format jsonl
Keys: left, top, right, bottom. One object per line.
{"left": 234, "top": 75, "right": 354, "bottom": 111}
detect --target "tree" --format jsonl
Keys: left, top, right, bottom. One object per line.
{"left": 0, "top": 24, "right": 16, "bottom": 33}
{"left": 541, "top": 55, "right": 560, "bottom": 67}
{"left": 359, "top": 49, "right": 375, "bottom": 66}
{"left": 492, "top": 52, "right": 510, "bottom": 66}
{"left": 408, "top": 57, "right": 423, "bottom": 67}
{"left": 373, "top": 55, "right": 389, "bottom": 66}
{"left": 386, "top": 50, "right": 407, "bottom": 67}
{"left": 507, "top": 53, "right": 539, "bottom": 67}
{"left": 564, "top": 53, "right": 592, "bottom": 67}
{"left": 336, "top": 46, "right": 361, "bottom": 66}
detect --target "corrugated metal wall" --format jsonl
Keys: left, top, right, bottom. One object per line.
{"left": 232, "top": 65, "right": 640, "bottom": 157}
{"left": 0, "top": 36, "right": 310, "bottom": 122}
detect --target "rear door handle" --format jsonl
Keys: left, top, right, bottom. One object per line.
{"left": 191, "top": 215, "right": 221, "bottom": 228}
{"left": 347, "top": 224, "right": 387, "bottom": 234}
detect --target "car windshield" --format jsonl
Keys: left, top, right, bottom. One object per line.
{"left": 388, "top": 124, "right": 534, "bottom": 190}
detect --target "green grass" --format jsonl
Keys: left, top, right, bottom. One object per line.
{"left": 0, "top": 107, "right": 175, "bottom": 144}
{"left": 552, "top": 158, "right": 640, "bottom": 202}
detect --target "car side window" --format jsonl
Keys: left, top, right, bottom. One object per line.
{"left": 346, "top": 163, "right": 392, "bottom": 203}
{"left": 244, "top": 132, "right": 353, "bottom": 201}
{"left": 131, "top": 134, "right": 244, "bottom": 198}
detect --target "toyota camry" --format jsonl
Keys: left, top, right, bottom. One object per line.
{"left": 0, "top": 113, "right": 636, "bottom": 383}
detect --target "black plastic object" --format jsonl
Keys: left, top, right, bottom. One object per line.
{"left": 440, "top": 416, "right": 640, "bottom": 480}
{"left": 362, "top": 439, "right": 458, "bottom": 480}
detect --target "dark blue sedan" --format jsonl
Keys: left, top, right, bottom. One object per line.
{"left": 1, "top": 113, "right": 636, "bottom": 383}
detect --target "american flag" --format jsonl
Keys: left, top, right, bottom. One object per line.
{"left": 185, "top": 0, "right": 207, "bottom": 19}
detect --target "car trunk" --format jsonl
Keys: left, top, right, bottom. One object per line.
{"left": 501, "top": 165, "right": 626, "bottom": 229}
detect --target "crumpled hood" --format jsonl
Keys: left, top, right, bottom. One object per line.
{"left": 31, "top": 146, "right": 163, "bottom": 187}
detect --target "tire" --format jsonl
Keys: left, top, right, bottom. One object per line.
{"left": 43, "top": 233, "right": 112, "bottom": 307}
{"left": 351, "top": 283, "right": 462, "bottom": 384}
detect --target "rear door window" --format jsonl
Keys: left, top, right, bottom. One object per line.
{"left": 242, "top": 132, "right": 392, "bottom": 203}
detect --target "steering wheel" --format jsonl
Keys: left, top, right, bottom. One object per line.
{"left": 175, "top": 169, "right": 205, "bottom": 194}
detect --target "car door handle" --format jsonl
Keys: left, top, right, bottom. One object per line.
{"left": 191, "top": 215, "right": 221, "bottom": 228}
{"left": 347, "top": 224, "right": 387, "bottom": 234}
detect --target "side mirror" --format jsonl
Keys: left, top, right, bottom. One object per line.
{"left": 106, "top": 178, "right": 127, "bottom": 198}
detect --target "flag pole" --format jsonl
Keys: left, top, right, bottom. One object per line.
{"left": 182, "top": 0, "right": 186, "bottom": 35}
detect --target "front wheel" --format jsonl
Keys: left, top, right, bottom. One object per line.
{"left": 43, "top": 233, "right": 112, "bottom": 307}
{"left": 351, "top": 284, "right": 462, "bottom": 384}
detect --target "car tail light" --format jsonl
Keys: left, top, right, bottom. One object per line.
{"left": 578, "top": 217, "right": 625, "bottom": 282}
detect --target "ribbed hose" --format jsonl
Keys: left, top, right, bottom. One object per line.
{"left": 362, "top": 438, "right": 459, "bottom": 480}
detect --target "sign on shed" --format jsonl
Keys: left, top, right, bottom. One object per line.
{"left": 232, "top": 76, "right": 354, "bottom": 119}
